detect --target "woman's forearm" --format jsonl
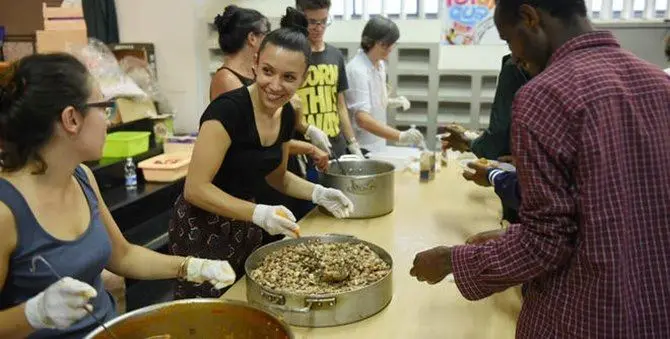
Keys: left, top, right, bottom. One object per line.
{"left": 108, "top": 245, "right": 184, "bottom": 281}
{"left": 184, "top": 182, "right": 256, "bottom": 222}
{"left": 288, "top": 140, "right": 317, "bottom": 156}
{"left": 0, "top": 304, "right": 34, "bottom": 339}
{"left": 356, "top": 111, "right": 401, "bottom": 141}
{"left": 278, "top": 171, "right": 315, "bottom": 201}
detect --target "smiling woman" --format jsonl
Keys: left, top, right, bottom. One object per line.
{"left": 0, "top": 54, "right": 237, "bottom": 339}
{"left": 168, "top": 7, "right": 354, "bottom": 300}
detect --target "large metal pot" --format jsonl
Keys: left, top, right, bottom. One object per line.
{"left": 319, "top": 156, "right": 395, "bottom": 218}
{"left": 85, "top": 299, "right": 293, "bottom": 339}
{"left": 245, "top": 234, "right": 393, "bottom": 328}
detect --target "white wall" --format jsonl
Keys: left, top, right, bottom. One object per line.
{"left": 116, "top": 0, "right": 209, "bottom": 134}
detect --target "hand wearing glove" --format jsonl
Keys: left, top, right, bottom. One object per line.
{"left": 25, "top": 277, "right": 97, "bottom": 330}
{"left": 305, "top": 125, "right": 332, "bottom": 154}
{"left": 388, "top": 96, "right": 411, "bottom": 111}
{"left": 252, "top": 204, "right": 300, "bottom": 238}
{"left": 312, "top": 184, "right": 354, "bottom": 218}
{"left": 398, "top": 128, "right": 425, "bottom": 146}
{"left": 184, "top": 258, "right": 236, "bottom": 290}
{"left": 347, "top": 140, "right": 365, "bottom": 159}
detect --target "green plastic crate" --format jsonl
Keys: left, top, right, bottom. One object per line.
{"left": 103, "top": 131, "right": 151, "bottom": 158}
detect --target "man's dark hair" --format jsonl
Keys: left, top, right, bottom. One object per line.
{"left": 296, "top": 0, "right": 331, "bottom": 11}
{"left": 361, "top": 17, "right": 400, "bottom": 52}
{"left": 665, "top": 34, "right": 669, "bottom": 61}
{"left": 496, "top": 0, "right": 587, "bottom": 22}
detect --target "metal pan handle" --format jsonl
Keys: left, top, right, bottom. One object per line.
{"left": 338, "top": 154, "right": 360, "bottom": 161}
{"left": 324, "top": 233, "right": 356, "bottom": 238}
{"left": 265, "top": 297, "right": 337, "bottom": 314}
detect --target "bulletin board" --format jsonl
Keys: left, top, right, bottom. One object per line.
{"left": 441, "top": 0, "right": 501, "bottom": 45}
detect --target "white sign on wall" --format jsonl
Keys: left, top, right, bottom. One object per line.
{"left": 441, "top": 0, "right": 502, "bottom": 45}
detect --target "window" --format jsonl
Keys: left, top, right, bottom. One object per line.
{"left": 331, "top": 0, "right": 345, "bottom": 17}
{"left": 590, "top": 0, "right": 667, "bottom": 19}
{"left": 656, "top": 0, "right": 668, "bottom": 17}
{"left": 334, "top": 0, "right": 439, "bottom": 18}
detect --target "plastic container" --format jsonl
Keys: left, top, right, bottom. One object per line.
{"left": 164, "top": 134, "right": 197, "bottom": 154}
{"left": 138, "top": 152, "right": 191, "bottom": 182}
{"left": 366, "top": 146, "right": 421, "bottom": 172}
{"left": 103, "top": 131, "right": 151, "bottom": 158}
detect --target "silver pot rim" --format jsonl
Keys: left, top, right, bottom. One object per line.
{"left": 320, "top": 158, "right": 396, "bottom": 179}
{"left": 84, "top": 298, "right": 294, "bottom": 338}
{"left": 245, "top": 235, "right": 393, "bottom": 298}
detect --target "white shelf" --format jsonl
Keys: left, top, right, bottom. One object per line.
{"left": 395, "top": 90, "right": 430, "bottom": 101}
{"left": 208, "top": 36, "right": 218, "bottom": 50}
{"left": 397, "top": 66, "right": 432, "bottom": 76}
{"left": 395, "top": 113, "right": 428, "bottom": 124}
{"left": 480, "top": 93, "right": 495, "bottom": 103}
{"left": 437, "top": 95, "right": 473, "bottom": 103}
{"left": 437, "top": 114, "right": 470, "bottom": 125}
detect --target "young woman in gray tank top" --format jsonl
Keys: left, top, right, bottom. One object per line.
{"left": 0, "top": 54, "right": 237, "bottom": 339}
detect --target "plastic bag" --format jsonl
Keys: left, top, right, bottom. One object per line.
{"left": 67, "top": 38, "right": 147, "bottom": 99}
{"left": 119, "top": 56, "right": 175, "bottom": 115}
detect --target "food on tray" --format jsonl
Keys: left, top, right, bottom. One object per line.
{"left": 249, "top": 240, "right": 390, "bottom": 294}
{"left": 153, "top": 157, "right": 181, "bottom": 165}
{"left": 475, "top": 158, "right": 490, "bottom": 166}
{"left": 445, "top": 124, "right": 468, "bottom": 135}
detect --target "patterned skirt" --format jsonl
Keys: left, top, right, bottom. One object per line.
{"left": 168, "top": 194, "right": 283, "bottom": 299}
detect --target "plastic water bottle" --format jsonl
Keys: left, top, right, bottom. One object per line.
{"left": 124, "top": 157, "right": 137, "bottom": 191}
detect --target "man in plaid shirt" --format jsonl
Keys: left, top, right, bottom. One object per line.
{"left": 411, "top": 0, "right": 670, "bottom": 337}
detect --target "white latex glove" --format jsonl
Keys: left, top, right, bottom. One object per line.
{"left": 347, "top": 141, "right": 365, "bottom": 159}
{"left": 185, "top": 258, "right": 236, "bottom": 290}
{"left": 25, "top": 277, "right": 97, "bottom": 330}
{"left": 252, "top": 204, "right": 300, "bottom": 238}
{"left": 388, "top": 96, "right": 411, "bottom": 111}
{"left": 399, "top": 128, "right": 425, "bottom": 146}
{"left": 312, "top": 184, "right": 354, "bottom": 218}
{"left": 305, "top": 125, "right": 332, "bottom": 153}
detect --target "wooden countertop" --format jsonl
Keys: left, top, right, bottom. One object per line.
{"left": 222, "top": 160, "right": 522, "bottom": 338}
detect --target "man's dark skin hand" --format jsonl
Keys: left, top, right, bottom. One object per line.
{"left": 410, "top": 246, "right": 453, "bottom": 284}
{"left": 441, "top": 125, "right": 471, "bottom": 153}
{"left": 462, "top": 160, "right": 495, "bottom": 187}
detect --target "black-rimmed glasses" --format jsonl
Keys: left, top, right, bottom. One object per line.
{"left": 308, "top": 16, "right": 333, "bottom": 27}
{"left": 84, "top": 100, "right": 116, "bottom": 120}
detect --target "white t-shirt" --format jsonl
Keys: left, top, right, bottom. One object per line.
{"left": 345, "top": 50, "right": 388, "bottom": 153}
{"left": 665, "top": 67, "right": 670, "bottom": 75}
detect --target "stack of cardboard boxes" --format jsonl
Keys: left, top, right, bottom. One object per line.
{"left": 35, "top": 3, "right": 87, "bottom": 53}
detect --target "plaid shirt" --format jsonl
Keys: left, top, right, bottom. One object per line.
{"left": 452, "top": 31, "right": 670, "bottom": 338}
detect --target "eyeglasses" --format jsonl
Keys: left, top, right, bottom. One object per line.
{"left": 307, "top": 16, "right": 332, "bottom": 27}
{"left": 84, "top": 100, "right": 116, "bottom": 120}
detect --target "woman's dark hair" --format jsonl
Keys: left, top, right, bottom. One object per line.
{"left": 361, "top": 17, "right": 400, "bottom": 53}
{"left": 214, "top": 5, "right": 270, "bottom": 55}
{"left": 296, "top": 0, "right": 331, "bottom": 10}
{"left": 258, "top": 7, "right": 311, "bottom": 66}
{"left": 665, "top": 34, "right": 669, "bottom": 61}
{"left": 0, "top": 53, "right": 91, "bottom": 173}
{"left": 496, "top": 0, "right": 587, "bottom": 23}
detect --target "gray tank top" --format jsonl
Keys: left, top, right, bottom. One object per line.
{"left": 0, "top": 166, "right": 116, "bottom": 338}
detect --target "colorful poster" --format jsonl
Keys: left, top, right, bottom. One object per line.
{"left": 441, "top": 0, "right": 498, "bottom": 45}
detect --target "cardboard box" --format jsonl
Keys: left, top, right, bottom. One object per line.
{"left": 35, "top": 3, "right": 87, "bottom": 54}
{"left": 115, "top": 97, "right": 157, "bottom": 123}
{"left": 35, "top": 29, "right": 87, "bottom": 53}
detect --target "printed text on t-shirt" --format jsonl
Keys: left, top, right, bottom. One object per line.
{"left": 297, "top": 64, "right": 341, "bottom": 138}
